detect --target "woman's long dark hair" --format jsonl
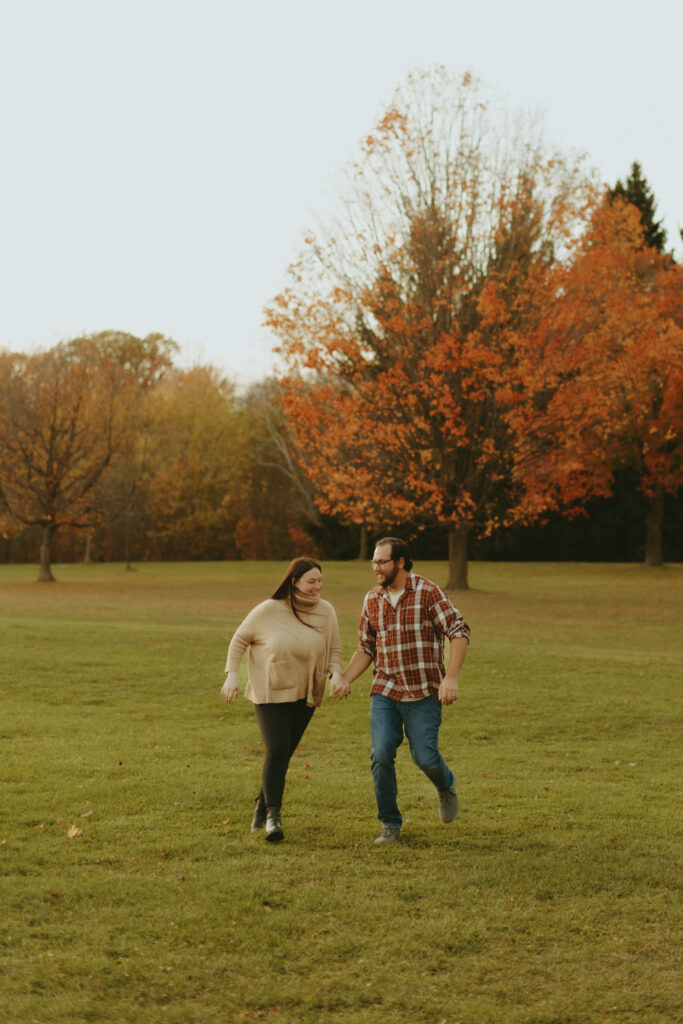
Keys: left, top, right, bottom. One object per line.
{"left": 271, "top": 557, "right": 322, "bottom": 627}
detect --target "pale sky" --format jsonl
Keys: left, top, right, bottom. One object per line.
{"left": 1, "top": 0, "right": 681, "bottom": 386}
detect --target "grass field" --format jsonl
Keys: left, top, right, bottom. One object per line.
{"left": 1, "top": 560, "right": 681, "bottom": 1024}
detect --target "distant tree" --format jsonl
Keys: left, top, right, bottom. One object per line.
{"left": 606, "top": 165, "right": 681, "bottom": 562}
{"left": 0, "top": 333, "right": 176, "bottom": 581}
{"left": 142, "top": 366, "right": 247, "bottom": 559}
{"left": 609, "top": 161, "right": 667, "bottom": 252}
{"left": 234, "top": 380, "right": 322, "bottom": 559}
{"left": 511, "top": 199, "right": 683, "bottom": 566}
{"left": 74, "top": 331, "right": 178, "bottom": 566}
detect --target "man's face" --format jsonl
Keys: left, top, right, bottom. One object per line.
{"left": 372, "top": 545, "right": 400, "bottom": 588}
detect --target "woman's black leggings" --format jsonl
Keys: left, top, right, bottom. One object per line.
{"left": 253, "top": 699, "right": 315, "bottom": 809}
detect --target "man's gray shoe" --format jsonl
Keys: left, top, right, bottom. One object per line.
{"left": 438, "top": 785, "right": 460, "bottom": 823}
{"left": 374, "top": 824, "right": 401, "bottom": 845}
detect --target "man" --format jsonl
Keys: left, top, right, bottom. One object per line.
{"left": 333, "top": 537, "right": 470, "bottom": 845}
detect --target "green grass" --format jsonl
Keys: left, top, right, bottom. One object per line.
{"left": 1, "top": 560, "right": 681, "bottom": 1023}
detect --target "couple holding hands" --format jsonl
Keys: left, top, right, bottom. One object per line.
{"left": 221, "top": 537, "right": 470, "bottom": 845}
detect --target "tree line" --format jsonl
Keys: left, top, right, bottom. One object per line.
{"left": 0, "top": 335, "right": 319, "bottom": 580}
{"left": 1, "top": 70, "right": 681, "bottom": 585}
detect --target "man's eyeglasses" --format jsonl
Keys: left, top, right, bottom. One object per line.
{"left": 370, "top": 559, "right": 394, "bottom": 569}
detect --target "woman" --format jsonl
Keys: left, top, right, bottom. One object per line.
{"left": 221, "top": 557, "right": 343, "bottom": 842}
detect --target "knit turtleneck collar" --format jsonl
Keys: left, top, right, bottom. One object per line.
{"left": 291, "top": 592, "right": 321, "bottom": 613}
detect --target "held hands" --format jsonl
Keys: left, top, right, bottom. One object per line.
{"left": 438, "top": 675, "right": 459, "bottom": 706}
{"left": 329, "top": 671, "right": 350, "bottom": 700}
{"left": 221, "top": 671, "right": 240, "bottom": 704}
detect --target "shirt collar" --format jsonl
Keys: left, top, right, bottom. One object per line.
{"left": 376, "top": 572, "right": 415, "bottom": 600}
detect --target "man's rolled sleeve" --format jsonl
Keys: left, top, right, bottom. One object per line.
{"left": 357, "top": 598, "right": 377, "bottom": 658}
{"left": 430, "top": 592, "right": 471, "bottom": 644}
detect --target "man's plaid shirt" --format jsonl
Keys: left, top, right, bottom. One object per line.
{"left": 357, "top": 573, "right": 471, "bottom": 701}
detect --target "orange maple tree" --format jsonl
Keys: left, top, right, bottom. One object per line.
{"left": 267, "top": 68, "right": 594, "bottom": 588}
{"left": 506, "top": 197, "right": 683, "bottom": 564}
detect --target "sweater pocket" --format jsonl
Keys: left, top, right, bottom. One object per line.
{"left": 267, "top": 658, "right": 300, "bottom": 691}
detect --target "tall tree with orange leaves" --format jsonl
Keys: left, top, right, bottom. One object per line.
{"left": 267, "top": 68, "right": 593, "bottom": 588}
{"left": 507, "top": 197, "right": 683, "bottom": 565}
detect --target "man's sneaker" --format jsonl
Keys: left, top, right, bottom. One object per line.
{"left": 374, "top": 824, "right": 401, "bottom": 845}
{"left": 438, "top": 785, "right": 460, "bottom": 823}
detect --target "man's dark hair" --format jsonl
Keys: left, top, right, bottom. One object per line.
{"left": 375, "top": 537, "right": 413, "bottom": 572}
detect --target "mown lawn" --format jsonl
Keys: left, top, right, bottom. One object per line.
{"left": 1, "top": 560, "right": 681, "bottom": 1023}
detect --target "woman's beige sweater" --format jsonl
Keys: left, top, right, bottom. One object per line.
{"left": 225, "top": 596, "right": 342, "bottom": 707}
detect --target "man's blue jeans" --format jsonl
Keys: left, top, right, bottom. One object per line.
{"left": 369, "top": 693, "right": 455, "bottom": 827}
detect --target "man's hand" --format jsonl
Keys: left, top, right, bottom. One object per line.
{"left": 438, "top": 676, "right": 459, "bottom": 706}
{"left": 221, "top": 672, "right": 240, "bottom": 703}
{"left": 329, "top": 671, "right": 350, "bottom": 700}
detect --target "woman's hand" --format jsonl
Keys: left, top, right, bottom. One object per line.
{"left": 329, "top": 671, "right": 350, "bottom": 700}
{"left": 221, "top": 672, "right": 240, "bottom": 703}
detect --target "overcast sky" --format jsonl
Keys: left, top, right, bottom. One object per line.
{"left": 1, "top": 0, "right": 681, "bottom": 386}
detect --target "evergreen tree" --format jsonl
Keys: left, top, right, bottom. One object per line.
{"left": 609, "top": 161, "right": 667, "bottom": 251}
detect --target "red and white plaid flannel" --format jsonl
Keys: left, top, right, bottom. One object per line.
{"left": 357, "top": 573, "right": 470, "bottom": 701}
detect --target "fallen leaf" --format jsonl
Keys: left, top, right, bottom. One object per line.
{"left": 67, "top": 826, "right": 84, "bottom": 838}
{"left": 81, "top": 810, "right": 93, "bottom": 818}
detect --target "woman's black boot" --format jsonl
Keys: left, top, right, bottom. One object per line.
{"left": 251, "top": 798, "right": 267, "bottom": 832}
{"left": 265, "top": 807, "right": 284, "bottom": 842}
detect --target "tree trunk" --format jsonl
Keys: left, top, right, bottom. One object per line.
{"left": 83, "top": 530, "right": 92, "bottom": 564}
{"left": 38, "top": 525, "right": 56, "bottom": 582}
{"left": 445, "top": 525, "right": 469, "bottom": 590}
{"left": 358, "top": 523, "right": 369, "bottom": 561}
{"left": 644, "top": 488, "right": 664, "bottom": 566}
{"left": 125, "top": 510, "right": 133, "bottom": 571}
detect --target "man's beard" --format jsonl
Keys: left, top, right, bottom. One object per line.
{"left": 379, "top": 565, "right": 399, "bottom": 588}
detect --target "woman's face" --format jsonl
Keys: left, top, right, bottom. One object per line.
{"left": 293, "top": 567, "right": 322, "bottom": 597}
